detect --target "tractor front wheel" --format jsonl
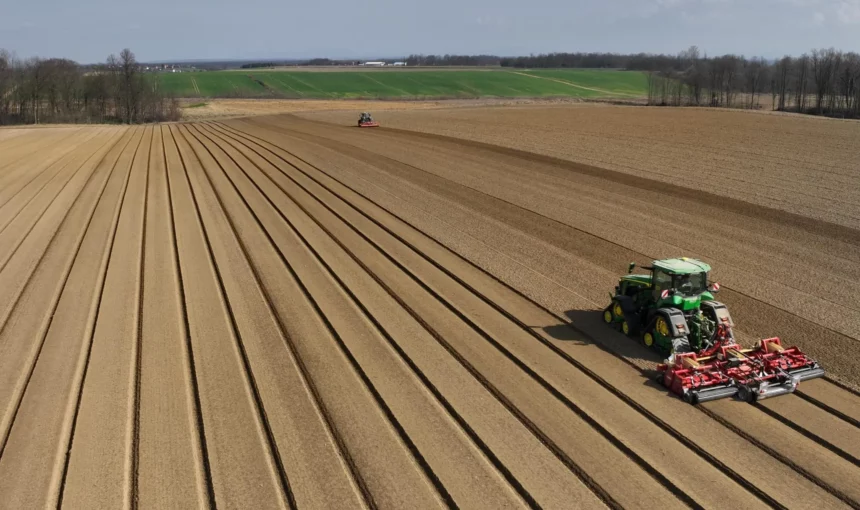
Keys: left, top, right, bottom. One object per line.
{"left": 603, "top": 308, "right": 613, "bottom": 324}
{"left": 643, "top": 332, "right": 655, "bottom": 348}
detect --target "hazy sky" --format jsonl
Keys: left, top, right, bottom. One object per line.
{"left": 3, "top": 0, "right": 858, "bottom": 63}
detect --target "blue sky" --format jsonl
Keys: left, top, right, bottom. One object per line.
{"left": 2, "top": 0, "right": 859, "bottom": 63}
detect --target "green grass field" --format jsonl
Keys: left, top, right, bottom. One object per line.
{"left": 155, "top": 69, "right": 647, "bottom": 99}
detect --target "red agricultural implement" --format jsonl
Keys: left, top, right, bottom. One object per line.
{"left": 658, "top": 338, "right": 825, "bottom": 404}
{"left": 358, "top": 112, "right": 379, "bottom": 127}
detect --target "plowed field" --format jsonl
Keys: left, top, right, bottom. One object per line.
{"left": 0, "top": 109, "right": 858, "bottom": 509}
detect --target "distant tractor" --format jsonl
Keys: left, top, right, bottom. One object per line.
{"left": 604, "top": 258, "right": 824, "bottom": 403}
{"left": 358, "top": 112, "right": 379, "bottom": 127}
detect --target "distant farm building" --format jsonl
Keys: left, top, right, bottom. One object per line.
{"left": 392, "top": 62, "right": 407, "bottom": 66}
{"left": 363, "top": 61, "right": 386, "bottom": 66}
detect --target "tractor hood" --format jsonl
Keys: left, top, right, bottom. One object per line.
{"left": 659, "top": 291, "right": 715, "bottom": 310}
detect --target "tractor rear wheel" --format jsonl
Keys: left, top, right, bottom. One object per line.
{"left": 655, "top": 316, "right": 670, "bottom": 337}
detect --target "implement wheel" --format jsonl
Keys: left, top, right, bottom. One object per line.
{"left": 622, "top": 320, "right": 631, "bottom": 336}
{"left": 738, "top": 385, "right": 754, "bottom": 403}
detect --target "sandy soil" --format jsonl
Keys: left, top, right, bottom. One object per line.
{"left": 300, "top": 104, "right": 860, "bottom": 229}
{"left": 0, "top": 112, "right": 858, "bottom": 508}
{"left": 179, "top": 97, "right": 593, "bottom": 121}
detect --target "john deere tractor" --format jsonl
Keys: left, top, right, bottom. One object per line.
{"left": 603, "top": 258, "right": 733, "bottom": 357}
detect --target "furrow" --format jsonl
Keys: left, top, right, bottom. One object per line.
{"left": 0, "top": 127, "right": 135, "bottom": 508}
{"left": 163, "top": 127, "right": 363, "bottom": 510}
{"left": 0, "top": 128, "right": 85, "bottom": 177}
{"left": 176, "top": 123, "right": 312, "bottom": 509}
{"left": 169, "top": 127, "right": 370, "bottom": 510}
{"left": 0, "top": 129, "right": 99, "bottom": 208}
{"left": 755, "top": 397, "right": 860, "bottom": 465}
{"left": 230, "top": 118, "right": 860, "bottom": 478}
{"left": 163, "top": 124, "right": 290, "bottom": 508}
{"left": 131, "top": 125, "right": 211, "bottom": 509}
{"left": 0, "top": 129, "right": 113, "bottom": 273}
{"left": 190, "top": 123, "right": 536, "bottom": 509}
{"left": 216, "top": 119, "right": 852, "bottom": 510}
{"left": 177, "top": 124, "right": 444, "bottom": 509}
{"left": 163, "top": 125, "right": 217, "bottom": 508}
{"left": 246, "top": 118, "right": 860, "bottom": 375}
{"left": 207, "top": 121, "right": 685, "bottom": 509}
{"left": 58, "top": 126, "right": 152, "bottom": 508}
{"left": 276, "top": 124, "right": 860, "bottom": 506}
{"left": 798, "top": 380, "right": 860, "bottom": 428}
{"left": 209, "top": 121, "right": 761, "bottom": 508}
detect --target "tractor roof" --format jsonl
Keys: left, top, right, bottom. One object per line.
{"left": 621, "top": 274, "right": 651, "bottom": 284}
{"left": 652, "top": 257, "right": 711, "bottom": 275}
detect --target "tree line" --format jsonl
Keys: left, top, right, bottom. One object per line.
{"left": 403, "top": 48, "right": 860, "bottom": 118}
{"left": 0, "top": 48, "right": 180, "bottom": 125}
{"left": 642, "top": 47, "right": 860, "bottom": 118}
{"left": 404, "top": 54, "right": 502, "bottom": 66}
{"left": 240, "top": 62, "right": 277, "bottom": 69}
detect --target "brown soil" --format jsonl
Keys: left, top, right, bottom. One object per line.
{"left": 0, "top": 110, "right": 858, "bottom": 508}
{"left": 179, "top": 97, "right": 592, "bottom": 121}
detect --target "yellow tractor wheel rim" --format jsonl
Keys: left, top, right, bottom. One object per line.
{"left": 622, "top": 321, "right": 630, "bottom": 335}
{"left": 613, "top": 303, "right": 623, "bottom": 318}
{"left": 656, "top": 317, "right": 670, "bottom": 337}
{"left": 643, "top": 332, "right": 654, "bottom": 347}
{"left": 603, "top": 310, "right": 613, "bottom": 323}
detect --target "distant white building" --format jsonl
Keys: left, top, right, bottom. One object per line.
{"left": 363, "top": 61, "right": 385, "bottom": 66}
{"left": 392, "top": 62, "right": 407, "bottom": 66}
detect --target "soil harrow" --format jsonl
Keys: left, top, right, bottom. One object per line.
{"left": 658, "top": 338, "right": 825, "bottom": 404}
{"left": 605, "top": 258, "right": 825, "bottom": 404}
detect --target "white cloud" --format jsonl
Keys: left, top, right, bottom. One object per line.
{"left": 837, "top": 0, "right": 860, "bottom": 23}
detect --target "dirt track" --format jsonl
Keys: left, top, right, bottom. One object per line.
{"left": 0, "top": 112, "right": 858, "bottom": 508}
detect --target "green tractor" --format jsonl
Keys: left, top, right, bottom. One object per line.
{"left": 603, "top": 258, "right": 733, "bottom": 357}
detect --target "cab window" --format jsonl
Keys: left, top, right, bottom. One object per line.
{"left": 675, "top": 272, "right": 707, "bottom": 296}
{"left": 652, "top": 270, "right": 672, "bottom": 299}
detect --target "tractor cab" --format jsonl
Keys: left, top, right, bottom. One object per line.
{"left": 649, "top": 258, "right": 715, "bottom": 311}
{"left": 614, "top": 258, "right": 715, "bottom": 310}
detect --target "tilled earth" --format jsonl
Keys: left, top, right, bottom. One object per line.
{"left": 0, "top": 112, "right": 858, "bottom": 509}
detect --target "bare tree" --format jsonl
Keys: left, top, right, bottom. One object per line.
{"left": 743, "top": 57, "right": 766, "bottom": 108}
{"left": 794, "top": 54, "right": 810, "bottom": 112}
{"left": 774, "top": 56, "right": 791, "bottom": 110}
{"left": 0, "top": 50, "right": 12, "bottom": 123}
{"left": 118, "top": 48, "right": 141, "bottom": 123}
{"left": 811, "top": 48, "right": 838, "bottom": 114}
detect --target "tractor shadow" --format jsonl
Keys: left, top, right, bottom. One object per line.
{"left": 541, "top": 309, "right": 679, "bottom": 398}
{"left": 542, "top": 310, "right": 751, "bottom": 406}
{"left": 542, "top": 309, "right": 664, "bottom": 366}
